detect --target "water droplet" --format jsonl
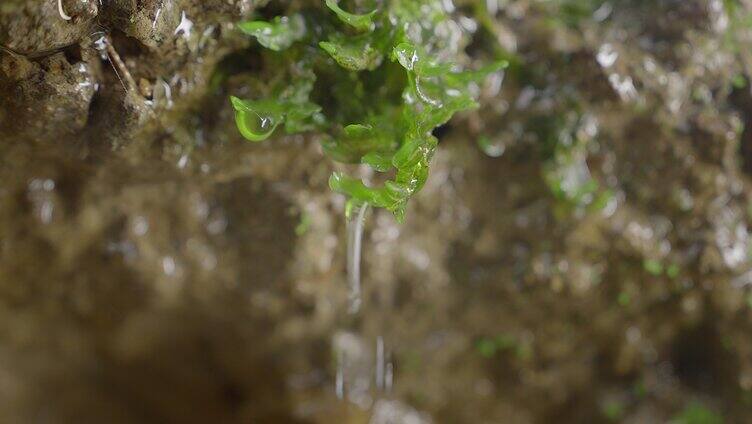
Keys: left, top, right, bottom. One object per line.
{"left": 162, "top": 256, "right": 176, "bottom": 276}
{"left": 234, "top": 109, "right": 279, "bottom": 142}
{"left": 596, "top": 43, "right": 618, "bottom": 68}
{"left": 27, "top": 179, "right": 56, "bottom": 224}
{"left": 132, "top": 216, "right": 149, "bottom": 236}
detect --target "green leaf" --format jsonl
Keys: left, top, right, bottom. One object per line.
{"left": 320, "top": 34, "right": 383, "bottom": 71}
{"left": 284, "top": 101, "right": 323, "bottom": 133}
{"left": 230, "top": 94, "right": 321, "bottom": 142}
{"left": 325, "top": 0, "right": 377, "bottom": 32}
{"left": 322, "top": 123, "right": 396, "bottom": 163}
{"left": 329, "top": 172, "right": 381, "bottom": 205}
{"left": 230, "top": 96, "right": 284, "bottom": 142}
{"left": 238, "top": 15, "right": 306, "bottom": 51}
{"left": 361, "top": 151, "right": 393, "bottom": 172}
{"left": 344, "top": 123, "right": 374, "bottom": 138}
{"left": 448, "top": 60, "right": 509, "bottom": 84}
{"left": 395, "top": 43, "right": 499, "bottom": 131}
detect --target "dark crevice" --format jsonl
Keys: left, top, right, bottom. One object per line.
{"left": 670, "top": 317, "right": 734, "bottom": 395}
{"left": 729, "top": 77, "right": 752, "bottom": 175}
{"left": 255, "top": 1, "right": 290, "bottom": 20}
{"left": 61, "top": 43, "right": 83, "bottom": 65}
{"left": 432, "top": 122, "right": 453, "bottom": 142}
{"left": 109, "top": 29, "right": 149, "bottom": 58}
{"left": 212, "top": 48, "right": 265, "bottom": 82}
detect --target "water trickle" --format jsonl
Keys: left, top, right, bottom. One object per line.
{"left": 346, "top": 204, "right": 369, "bottom": 315}
{"left": 152, "top": 7, "right": 162, "bottom": 30}
{"left": 333, "top": 331, "right": 373, "bottom": 406}
{"left": 335, "top": 204, "right": 395, "bottom": 404}
{"left": 335, "top": 348, "right": 345, "bottom": 399}
{"left": 151, "top": 79, "right": 174, "bottom": 109}
{"left": 376, "top": 336, "right": 394, "bottom": 393}
{"left": 375, "top": 336, "right": 384, "bottom": 390}
{"left": 385, "top": 359, "right": 393, "bottom": 392}
{"left": 174, "top": 11, "right": 194, "bottom": 39}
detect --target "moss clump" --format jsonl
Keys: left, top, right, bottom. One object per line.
{"left": 670, "top": 403, "right": 723, "bottom": 424}
{"left": 231, "top": 1, "right": 505, "bottom": 221}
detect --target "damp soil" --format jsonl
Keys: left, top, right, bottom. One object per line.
{"left": 2, "top": 0, "right": 752, "bottom": 423}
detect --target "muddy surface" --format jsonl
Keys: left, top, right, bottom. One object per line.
{"left": 2, "top": 0, "right": 752, "bottom": 422}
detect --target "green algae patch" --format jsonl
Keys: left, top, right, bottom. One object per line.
{"left": 231, "top": 1, "right": 506, "bottom": 221}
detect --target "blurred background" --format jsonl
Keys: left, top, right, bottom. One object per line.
{"left": 1, "top": 0, "right": 751, "bottom": 422}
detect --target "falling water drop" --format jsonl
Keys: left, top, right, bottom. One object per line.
{"left": 376, "top": 336, "right": 385, "bottom": 390}
{"left": 385, "top": 358, "right": 393, "bottom": 393}
{"left": 336, "top": 348, "right": 345, "bottom": 399}
{"left": 347, "top": 204, "right": 369, "bottom": 314}
{"left": 334, "top": 204, "right": 370, "bottom": 400}
{"left": 375, "top": 336, "right": 394, "bottom": 394}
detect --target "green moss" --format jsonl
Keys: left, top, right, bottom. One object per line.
{"left": 642, "top": 259, "right": 680, "bottom": 278}
{"left": 643, "top": 259, "right": 664, "bottom": 276}
{"left": 732, "top": 74, "right": 747, "bottom": 89}
{"left": 475, "top": 334, "right": 519, "bottom": 358}
{"left": 534, "top": 110, "right": 613, "bottom": 215}
{"left": 670, "top": 403, "right": 723, "bottom": 424}
{"left": 602, "top": 400, "right": 624, "bottom": 421}
{"left": 632, "top": 379, "right": 647, "bottom": 398}
{"left": 476, "top": 338, "right": 498, "bottom": 358}
{"left": 666, "top": 263, "right": 680, "bottom": 279}
{"left": 231, "top": 1, "right": 506, "bottom": 221}
{"left": 295, "top": 212, "right": 311, "bottom": 236}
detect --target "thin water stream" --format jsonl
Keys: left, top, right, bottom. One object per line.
{"left": 347, "top": 204, "right": 368, "bottom": 315}
{"left": 336, "top": 204, "right": 393, "bottom": 405}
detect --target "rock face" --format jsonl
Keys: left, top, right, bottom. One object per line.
{"left": 1, "top": 0, "right": 752, "bottom": 422}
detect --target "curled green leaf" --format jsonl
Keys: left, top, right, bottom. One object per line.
{"left": 230, "top": 96, "right": 321, "bottom": 142}
{"left": 325, "top": 0, "right": 377, "bottom": 32}
{"left": 344, "top": 124, "right": 374, "bottom": 138}
{"left": 230, "top": 96, "right": 284, "bottom": 142}
{"left": 329, "top": 172, "right": 381, "bottom": 205}
{"left": 238, "top": 15, "right": 305, "bottom": 51}
{"left": 328, "top": 173, "right": 408, "bottom": 222}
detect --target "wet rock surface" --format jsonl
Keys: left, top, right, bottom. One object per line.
{"left": 1, "top": 0, "right": 752, "bottom": 422}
